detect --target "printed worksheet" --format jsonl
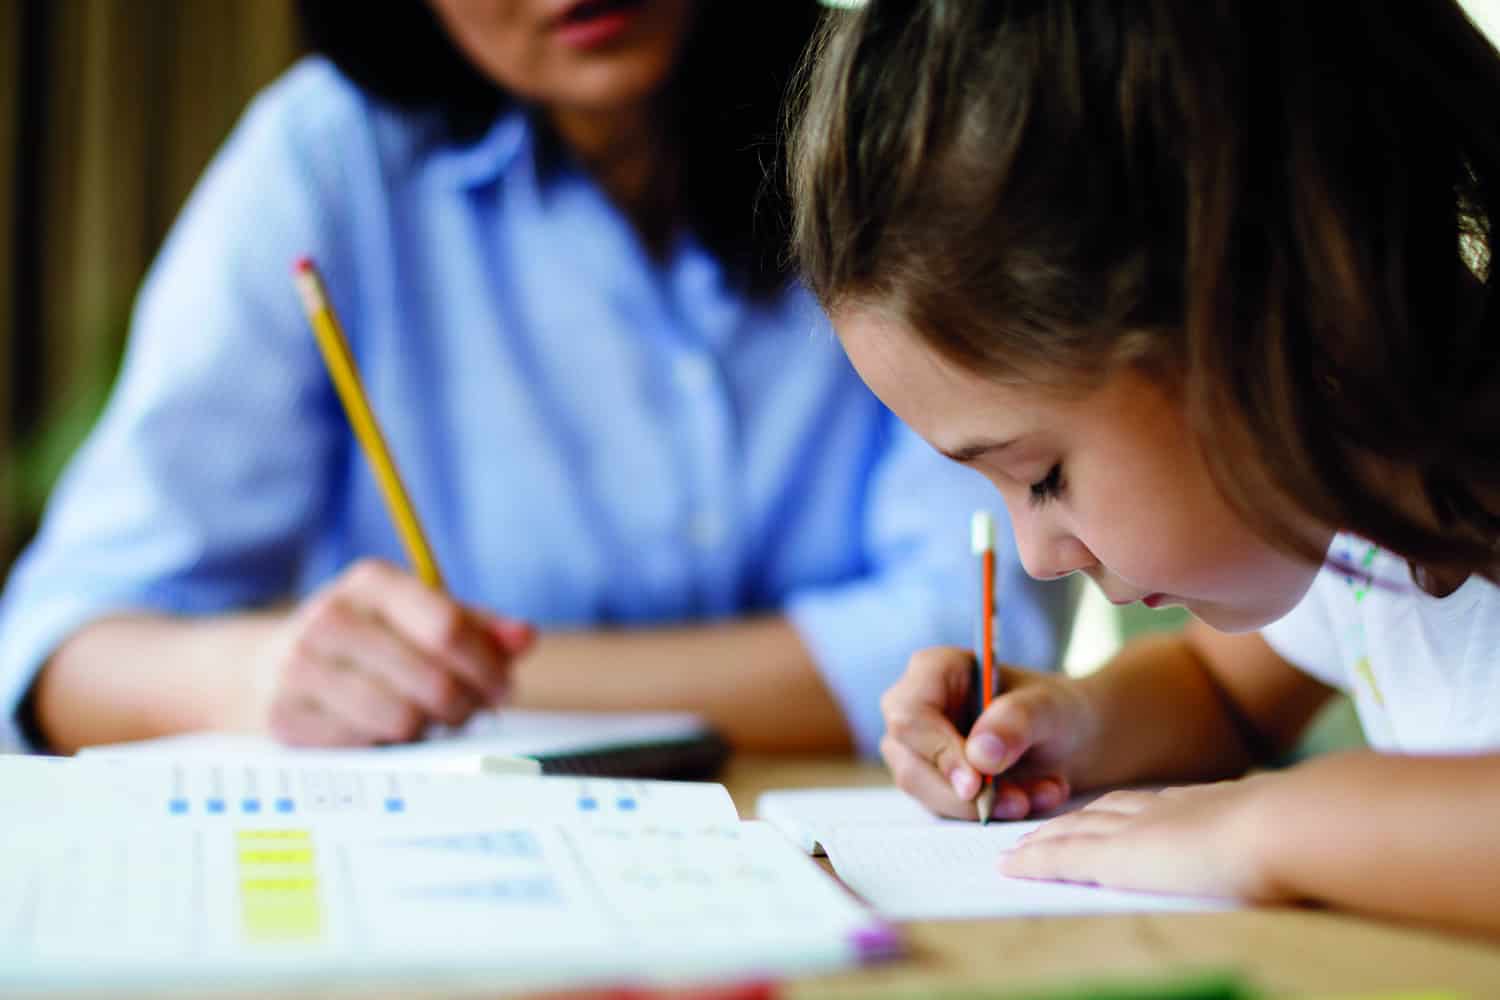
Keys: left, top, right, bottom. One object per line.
{"left": 2, "top": 754, "right": 735, "bottom": 824}
{"left": 0, "top": 817, "right": 889, "bottom": 991}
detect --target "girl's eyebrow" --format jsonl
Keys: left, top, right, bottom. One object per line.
{"left": 938, "top": 438, "right": 1017, "bottom": 464}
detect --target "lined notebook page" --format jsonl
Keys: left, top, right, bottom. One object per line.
{"left": 820, "top": 823, "right": 1226, "bottom": 920}
{"left": 757, "top": 786, "right": 955, "bottom": 853}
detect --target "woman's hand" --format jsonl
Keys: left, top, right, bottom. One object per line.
{"left": 1003, "top": 778, "right": 1283, "bottom": 901}
{"left": 250, "top": 559, "right": 535, "bottom": 746}
{"left": 879, "top": 646, "right": 1100, "bottom": 821}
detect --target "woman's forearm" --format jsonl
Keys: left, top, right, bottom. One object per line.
{"left": 510, "top": 616, "right": 853, "bottom": 753}
{"left": 31, "top": 613, "right": 283, "bottom": 754}
{"left": 34, "top": 612, "right": 853, "bottom": 755}
{"left": 1252, "top": 751, "right": 1500, "bottom": 937}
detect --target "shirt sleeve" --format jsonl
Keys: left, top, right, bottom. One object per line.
{"left": 784, "top": 413, "right": 1072, "bottom": 756}
{"left": 0, "top": 62, "right": 361, "bottom": 751}
{"left": 1260, "top": 568, "right": 1348, "bottom": 692}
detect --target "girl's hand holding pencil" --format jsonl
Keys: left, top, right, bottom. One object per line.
{"left": 880, "top": 647, "right": 1096, "bottom": 822}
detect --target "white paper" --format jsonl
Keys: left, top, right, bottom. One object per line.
{"left": 757, "top": 784, "right": 1227, "bottom": 919}
{"left": 819, "top": 823, "right": 1226, "bottom": 920}
{"left": 80, "top": 709, "right": 712, "bottom": 773}
{"left": 756, "top": 786, "right": 951, "bottom": 853}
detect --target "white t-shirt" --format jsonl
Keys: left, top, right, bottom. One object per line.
{"left": 1261, "top": 535, "right": 1500, "bottom": 752}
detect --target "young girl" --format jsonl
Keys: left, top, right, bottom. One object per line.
{"left": 791, "top": 0, "right": 1500, "bottom": 935}
{"left": 0, "top": 2, "right": 1066, "bottom": 755}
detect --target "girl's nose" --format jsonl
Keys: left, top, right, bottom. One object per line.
{"left": 1013, "top": 519, "right": 1095, "bottom": 582}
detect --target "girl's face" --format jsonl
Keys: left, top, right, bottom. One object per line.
{"left": 427, "top": 0, "right": 694, "bottom": 114}
{"left": 835, "top": 306, "right": 1333, "bottom": 632}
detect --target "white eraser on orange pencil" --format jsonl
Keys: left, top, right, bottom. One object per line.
{"left": 970, "top": 510, "right": 996, "bottom": 554}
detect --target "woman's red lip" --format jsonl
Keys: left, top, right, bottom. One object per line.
{"left": 554, "top": 0, "right": 645, "bottom": 49}
{"left": 1142, "top": 593, "right": 1168, "bottom": 608}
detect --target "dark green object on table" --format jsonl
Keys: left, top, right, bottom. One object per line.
{"left": 882, "top": 970, "right": 1252, "bottom": 1000}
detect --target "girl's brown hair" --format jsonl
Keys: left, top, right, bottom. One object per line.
{"left": 791, "top": 0, "right": 1500, "bottom": 578}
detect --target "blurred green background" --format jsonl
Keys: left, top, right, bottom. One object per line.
{"left": 1, "top": 0, "right": 301, "bottom": 569}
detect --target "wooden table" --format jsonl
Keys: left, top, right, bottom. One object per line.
{"left": 723, "top": 755, "right": 1500, "bottom": 998}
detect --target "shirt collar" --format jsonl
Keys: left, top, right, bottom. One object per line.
{"left": 431, "top": 109, "right": 532, "bottom": 190}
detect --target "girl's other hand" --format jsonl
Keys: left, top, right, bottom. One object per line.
{"left": 1002, "top": 778, "right": 1281, "bottom": 901}
{"left": 251, "top": 559, "right": 535, "bottom": 746}
{"left": 879, "top": 646, "right": 1099, "bottom": 821}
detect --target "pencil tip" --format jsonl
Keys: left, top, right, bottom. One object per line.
{"left": 976, "top": 785, "right": 996, "bottom": 825}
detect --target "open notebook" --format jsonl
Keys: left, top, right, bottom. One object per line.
{"left": 0, "top": 755, "right": 896, "bottom": 994}
{"left": 757, "top": 786, "right": 1228, "bottom": 921}
{"left": 79, "top": 708, "right": 730, "bottom": 780}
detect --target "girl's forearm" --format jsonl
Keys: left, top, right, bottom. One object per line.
{"left": 1252, "top": 751, "right": 1500, "bottom": 937}
{"left": 1070, "top": 633, "right": 1264, "bottom": 790}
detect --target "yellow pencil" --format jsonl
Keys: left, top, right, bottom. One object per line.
{"left": 292, "top": 256, "right": 445, "bottom": 590}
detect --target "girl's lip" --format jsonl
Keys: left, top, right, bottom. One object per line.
{"left": 553, "top": 0, "right": 645, "bottom": 49}
{"left": 1142, "top": 593, "right": 1169, "bottom": 609}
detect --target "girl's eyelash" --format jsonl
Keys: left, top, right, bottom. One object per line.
{"left": 1028, "top": 463, "right": 1064, "bottom": 507}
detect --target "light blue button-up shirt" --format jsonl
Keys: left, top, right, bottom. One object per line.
{"left": 0, "top": 60, "right": 1067, "bottom": 754}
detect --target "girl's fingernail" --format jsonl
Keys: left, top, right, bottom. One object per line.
{"left": 950, "top": 768, "right": 979, "bottom": 799}
{"left": 972, "top": 733, "right": 1006, "bottom": 766}
{"left": 1033, "top": 780, "right": 1060, "bottom": 811}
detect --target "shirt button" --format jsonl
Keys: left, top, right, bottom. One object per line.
{"left": 672, "top": 355, "right": 714, "bottom": 393}
{"left": 688, "top": 510, "right": 726, "bottom": 549}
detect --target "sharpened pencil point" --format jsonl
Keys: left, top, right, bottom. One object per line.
{"left": 976, "top": 783, "right": 995, "bottom": 826}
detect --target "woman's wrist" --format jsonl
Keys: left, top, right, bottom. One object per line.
{"left": 224, "top": 610, "right": 297, "bottom": 732}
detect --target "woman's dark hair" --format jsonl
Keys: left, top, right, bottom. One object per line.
{"left": 791, "top": 0, "right": 1500, "bottom": 578}
{"left": 298, "top": 0, "right": 824, "bottom": 297}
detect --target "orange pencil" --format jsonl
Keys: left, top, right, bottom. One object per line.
{"left": 972, "top": 511, "right": 998, "bottom": 824}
